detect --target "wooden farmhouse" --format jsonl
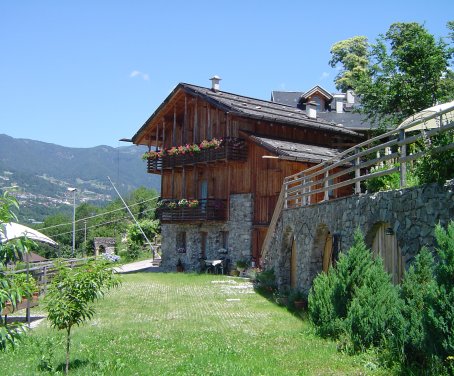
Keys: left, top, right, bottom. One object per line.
{"left": 131, "top": 77, "right": 362, "bottom": 272}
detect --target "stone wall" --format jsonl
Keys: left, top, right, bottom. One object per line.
{"left": 264, "top": 180, "right": 454, "bottom": 293}
{"left": 160, "top": 193, "right": 253, "bottom": 272}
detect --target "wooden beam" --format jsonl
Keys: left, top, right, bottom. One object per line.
{"left": 162, "top": 119, "right": 165, "bottom": 149}
{"left": 184, "top": 95, "right": 187, "bottom": 144}
{"left": 172, "top": 106, "right": 176, "bottom": 146}
{"left": 193, "top": 99, "right": 198, "bottom": 143}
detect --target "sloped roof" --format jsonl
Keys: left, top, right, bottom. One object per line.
{"left": 302, "top": 85, "right": 333, "bottom": 100}
{"left": 247, "top": 134, "right": 342, "bottom": 164}
{"left": 270, "top": 91, "right": 304, "bottom": 107}
{"left": 132, "top": 83, "right": 360, "bottom": 144}
{"left": 182, "top": 83, "right": 359, "bottom": 135}
{"left": 316, "top": 111, "right": 373, "bottom": 131}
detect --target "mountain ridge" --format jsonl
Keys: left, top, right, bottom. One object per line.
{"left": 0, "top": 134, "right": 160, "bottom": 222}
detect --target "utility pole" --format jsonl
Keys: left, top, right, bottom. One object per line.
{"left": 67, "top": 187, "right": 77, "bottom": 258}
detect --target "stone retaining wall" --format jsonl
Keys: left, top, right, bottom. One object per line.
{"left": 264, "top": 180, "right": 454, "bottom": 293}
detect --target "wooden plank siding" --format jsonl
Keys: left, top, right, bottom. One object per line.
{"left": 137, "top": 86, "right": 360, "bottom": 264}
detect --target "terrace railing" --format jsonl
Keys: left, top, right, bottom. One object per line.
{"left": 283, "top": 103, "right": 454, "bottom": 209}
{"left": 147, "top": 138, "right": 247, "bottom": 173}
{"left": 156, "top": 199, "right": 227, "bottom": 222}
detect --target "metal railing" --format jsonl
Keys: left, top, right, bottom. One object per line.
{"left": 283, "top": 104, "right": 454, "bottom": 209}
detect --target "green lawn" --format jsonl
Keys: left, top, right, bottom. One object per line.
{"left": 1, "top": 273, "right": 386, "bottom": 375}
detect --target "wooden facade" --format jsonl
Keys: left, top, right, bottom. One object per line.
{"left": 132, "top": 82, "right": 362, "bottom": 264}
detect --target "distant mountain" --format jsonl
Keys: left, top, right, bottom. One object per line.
{"left": 0, "top": 134, "right": 160, "bottom": 222}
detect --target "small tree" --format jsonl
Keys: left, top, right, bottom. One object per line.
{"left": 45, "top": 260, "right": 120, "bottom": 374}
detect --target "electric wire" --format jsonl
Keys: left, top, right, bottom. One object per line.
{"left": 38, "top": 196, "right": 159, "bottom": 231}
{"left": 46, "top": 207, "right": 156, "bottom": 238}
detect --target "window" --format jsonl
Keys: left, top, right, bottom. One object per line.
{"left": 220, "top": 231, "right": 229, "bottom": 250}
{"left": 200, "top": 231, "right": 207, "bottom": 258}
{"left": 176, "top": 232, "right": 186, "bottom": 253}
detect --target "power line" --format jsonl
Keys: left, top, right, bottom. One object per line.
{"left": 48, "top": 207, "right": 156, "bottom": 238}
{"left": 38, "top": 196, "right": 159, "bottom": 231}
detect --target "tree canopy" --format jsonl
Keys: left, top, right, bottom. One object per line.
{"left": 330, "top": 21, "right": 454, "bottom": 128}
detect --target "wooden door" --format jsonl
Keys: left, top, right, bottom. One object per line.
{"left": 372, "top": 223, "right": 403, "bottom": 284}
{"left": 290, "top": 239, "right": 297, "bottom": 288}
{"left": 322, "top": 233, "right": 333, "bottom": 273}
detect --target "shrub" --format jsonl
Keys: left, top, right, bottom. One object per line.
{"left": 414, "top": 131, "right": 454, "bottom": 185}
{"left": 308, "top": 270, "right": 342, "bottom": 337}
{"left": 425, "top": 222, "right": 454, "bottom": 369}
{"left": 254, "top": 269, "right": 277, "bottom": 293}
{"left": 346, "top": 260, "right": 404, "bottom": 352}
{"left": 398, "top": 247, "right": 437, "bottom": 367}
{"left": 309, "top": 228, "right": 402, "bottom": 352}
{"left": 332, "top": 228, "right": 374, "bottom": 319}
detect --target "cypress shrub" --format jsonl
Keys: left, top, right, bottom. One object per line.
{"left": 333, "top": 228, "right": 374, "bottom": 319}
{"left": 399, "top": 247, "right": 437, "bottom": 367}
{"left": 425, "top": 222, "right": 454, "bottom": 372}
{"left": 308, "top": 270, "right": 342, "bottom": 338}
{"left": 347, "top": 259, "right": 404, "bottom": 352}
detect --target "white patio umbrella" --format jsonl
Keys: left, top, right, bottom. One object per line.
{"left": 0, "top": 222, "right": 57, "bottom": 246}
{"left": 397, "top": 100, "right": 454, "bottom": 132}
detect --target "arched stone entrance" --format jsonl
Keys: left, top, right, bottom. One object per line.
{"left": 94, "top": 237, "right": 116, "bottom": 256}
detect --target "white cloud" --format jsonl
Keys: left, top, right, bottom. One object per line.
{"left": 320, "top": 72, "right": 330, "bottom": 80}
{"left": 129, "top": 70, "right": 149, "bottom": 81}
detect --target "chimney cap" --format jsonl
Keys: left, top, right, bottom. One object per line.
{"left": 210, "top": 75, "right": 222, "bottom": 91}
{"left": 306, "top": 101, "right": 317, "bottom": 107}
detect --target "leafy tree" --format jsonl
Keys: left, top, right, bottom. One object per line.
{"left": 329, "top": 36, "right": 369, "bottom": 92}
{"left": 331, "top": 22, "right": 454, "bottom": 128}
{"left": 45, "top": 260, "right": 120, "bottom": 374}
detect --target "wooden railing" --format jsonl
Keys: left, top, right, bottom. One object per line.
{"left": 283, "top": 104, "right": 454, "bottom": 209}
{"left": 156, "top": 199, "right": 227, "bottom": 222}
{"left": 1, "top": 257, "right": 93, "bottom": 316}
{"left": 147, "top": 138, "right": 248, "bottom": 173}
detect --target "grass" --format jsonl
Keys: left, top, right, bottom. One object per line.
{"left": 0, "top": 273, "right": 387, "bottom": 375}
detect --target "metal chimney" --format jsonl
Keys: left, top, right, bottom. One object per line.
{"left": 306, "top": 101, "right": 317, "bottom": 119}
{"left": 210, "top": 75, "right": 221, "bottom": 91}
{"left": 346, "top": 90, "right": 355, "bottom": 105}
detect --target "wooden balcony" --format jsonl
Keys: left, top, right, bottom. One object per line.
{"left": 147, "top": 138, "right": 247, "bottom": 173}
{"left": 156, "top": 199, "right": 227, "bottom": 222}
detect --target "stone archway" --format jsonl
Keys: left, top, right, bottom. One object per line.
{"left": 94, "top": 237, "right": 116, "bottom": 256}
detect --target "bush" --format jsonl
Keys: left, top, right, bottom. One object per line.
{"left": 347, "top": 260, "right": 403, "bottom": 352}
{"left": 308, "top": 270, "right": 342, "bottom": 337}
{"left": 425, "top": 222, "right": 454, "bottom": 370}
{"left": 398, "top": 247, "right": 437, "bottom": 367}
{"left": 254, "top": 269, "right": 277, "bottom": 293}
{"left": 414, "top": 131, "right": 454, "bottom": 185}
{"left": 309, "top": 228, "right": 402, "bottom": 352}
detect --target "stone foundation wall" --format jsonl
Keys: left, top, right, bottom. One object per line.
{"left": 265, "top": 180, "right": 454, "bottom": 293}
{"left": 160, "top": 193, "right": 253, "bottom": 272}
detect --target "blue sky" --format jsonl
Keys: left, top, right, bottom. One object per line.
{"left": 1, "top": 1, "right": 453, "bottom": 148}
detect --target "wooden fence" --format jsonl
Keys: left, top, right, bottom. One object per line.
{"left": 283, "top": 104, "right": 454, "bottom": 209}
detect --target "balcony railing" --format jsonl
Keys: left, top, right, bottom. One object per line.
{"left": 156, "top": 199, "right": 227, "bottom": 222}
{"left": 147, "top": 138, "right": 247, "bottom": 173}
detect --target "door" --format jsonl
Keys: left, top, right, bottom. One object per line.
{"left": 290, "top": 239, "right": 297, "bottom": 288}
{"left": 372, "top": 223, "right": 403, "bottom": 284}
{"left": 200, "top": 180, "right": 208, "bottom": 210}
{"left": 322, "top": 233, "right": 333, "bottom": 272}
